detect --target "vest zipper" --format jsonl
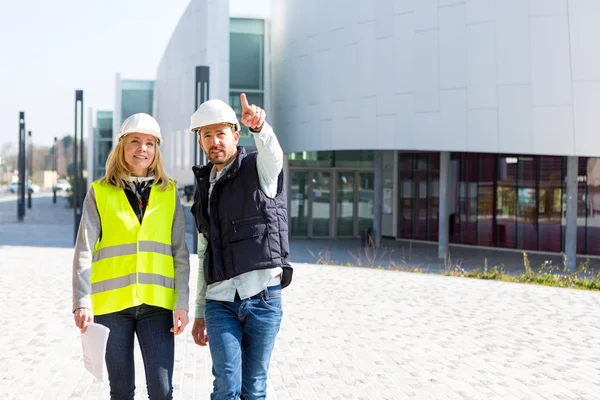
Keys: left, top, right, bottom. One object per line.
{"left": 231, "top": 215, "right": 264, "bottom": 231}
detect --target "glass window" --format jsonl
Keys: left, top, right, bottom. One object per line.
{"left": 122, "top": 80, "right": 154, "bottom": 91}
{"left": 336, "top": 172, "right": 355, "bottom": 236}
{"left": 288, "top": 151, "right": 333, "bottom": 167}
{"left": 229, "top": 91, "right": 263, "bottom": 149}
{"left": 586, "top": 157, "right": 600, "bottom": 255}
{"left": 334, "top": 151, "right": 374, "bottom": 168}
{"left": 538, "top": 156, "right": 563, "bottom": 252}
{"left": 358, "top": 173, "right": 374, "bottom": 235}
{"left": 497, "top": 156, "right": 518, "bottom": 248}
{"left": 230, "top": 19, "right": 264, "bottom": 90}
{"left": 414, "top": 153, "right": 429, "bottom": 240}
{"left": 428, "top": 154, "right": 440, "bottom": 241}
{"left": 517, "top": 157, "right": 538, "bottom": 250}
{"left": 96, "top": 112, "right": 113, "bottom": 139}
{"left": 121, "top": 88, "right": 154, "bottom": 122}
{"left": 577, "top": 158, "right": 588, "bottom": 254}
{"left": 478, "top": 154, "right": 496, "bottom": 246}
{"left": 457, "top": 153, "right": 478, "bottom": 245}
{"left": 311, "top": 172, "right": 331, "bottom": 236}
{"left": 289, "top": 171, "right": 309, "bottom": 236}
{"left": 397, "top": 153, "right": 414, "bottom": 239}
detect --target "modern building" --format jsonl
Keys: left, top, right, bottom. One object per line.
{"left": 87, "top": 75, "right": 155, "bottom": 187}
{"left": 87, "top": 110, "right": 113, "bottom": 182}
{"left": 113, "top": 74, "right": 155, "bottom": 144}
{"left": 108, "top": 0, "right": 600, "bottom": 266}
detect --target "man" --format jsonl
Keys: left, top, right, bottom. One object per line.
{"left": 189, "top": 93, "right": 293, "bottom": 400}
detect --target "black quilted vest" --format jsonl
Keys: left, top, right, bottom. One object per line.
{"left": 191, "top": 147, "right": 293, "bottom": 288}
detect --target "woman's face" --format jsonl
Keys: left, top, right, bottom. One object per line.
{"left": 123, "top": 133, "right": 156, "bottom": 177}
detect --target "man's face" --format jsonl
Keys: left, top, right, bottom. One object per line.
{"left": 198, "top": 123, "right": 240, "bottom": 168}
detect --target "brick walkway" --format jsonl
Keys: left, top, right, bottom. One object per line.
{"left": 1, "top": 195, "right": 600, "bottom": 399}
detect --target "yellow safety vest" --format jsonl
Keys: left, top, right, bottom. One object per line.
{"left": 90, "top": 180, "right": 176, "bottom": 315}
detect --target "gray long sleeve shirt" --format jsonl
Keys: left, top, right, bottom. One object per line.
{"left": 72, "top": 184, "right": 191, "bottom": 312}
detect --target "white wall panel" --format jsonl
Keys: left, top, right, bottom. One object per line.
{"left": 359, "top": 22, "right": 376, "bottom": 98}
{"left": 439, "top": 4, "right": 466, "bottom": 89}
{"left": 394, "top": 94, "right": 415, "bottom": 149}
{"left": 440, "top": 0, "right": 465, "bottom": 7}
{"left": 440, "top": 89, "right": 467, "bottom": 150}
{"left": 568, "top": 0, "right": 600, "bottom": 81}
{"left": 466, "top": 0, "right": 495, "bottom": 24}
{"left": 498, "top": 85, "right": 533, "bottom": 153}
{"left": 468, "top": 108, "right": 498, "bottom": 152}
{"left": 467, "top": 22, "right": 497, "bottom": 109}
{"left": 414, "top": 0, "right": 437, "bottom": 31}
{"left": 496, "top": 0, "right": 530, "bottom": 85}
{"left": 530, "top": 16, "right": 572, "bottom": 106}
{"left": 530, "top": 0, "right": 567, "bottom": 16}
{"left": 377, "top": 114, "right": 397, "bottom": 148}
{"left": 533, "top": 106, "right": 574, "bottom": 154}
{"left": 394, "top": 0, "right": 415, "bottom": 15}
{"left": 416, "top": 112, "right": 441, "bottom": 149}
{"left": 267, "top": 0, "right": 600, "bottom": 156}
{"left": 375, "top": 0, "right": 395, "bottom": 39}
{"left": 414, "top": 30, "right": 439, "bottom": 112}
{"left": 573, "top": 82, "right": 600, "bottom": 155}
{"left": 392, "top": 13, "right": 415, "bottom": 94}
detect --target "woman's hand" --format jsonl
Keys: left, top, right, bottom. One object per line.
{"left": 73, "top": 307, "right": 93, "bottom": 333}
{"left": 171, "top": 308, "right": 189, "bottom": 336}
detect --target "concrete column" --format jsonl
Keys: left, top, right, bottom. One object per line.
{"left": 373, "top": 151, "right": 384, "bottom": 247}
{"left": 565, "top": 156, "right": 578, "bottom": 271}
{"left": 438, "top": 151, "right": 451, "bottom": 259}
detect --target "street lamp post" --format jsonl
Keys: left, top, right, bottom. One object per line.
{"left": 27, "top": 131, "right": 32, "bottom": 209}
{"left": 53, "top": 136, "right": 58, "bottom": 204}
{"left": 17, "top": 112, "right": 25, "bottom": 221}
{"left": 192, "top": 66, "right": 210, "bottom": 254}
{"left": 73, "top": 90, "right": 84, "bottom": 243}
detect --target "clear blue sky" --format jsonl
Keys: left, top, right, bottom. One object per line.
{"left": 0, "top": 0, "right": 190, "bottom": 148}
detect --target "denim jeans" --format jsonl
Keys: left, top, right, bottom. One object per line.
{"left": 94, "top": 304, "right": 174, "bottom": 400}
{"left": 205, "top": 285, "right": 283, "bottom": 400}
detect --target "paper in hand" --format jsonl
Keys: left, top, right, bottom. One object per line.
{"left": 80, "top": 322, "right": 110, "bottom": 381}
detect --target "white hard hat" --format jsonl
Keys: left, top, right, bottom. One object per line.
{"left": 118, "top": 113, "right": 162, "bottom": 145}
{"left": 190, "top": 99, "right": 240, "bottom": 133}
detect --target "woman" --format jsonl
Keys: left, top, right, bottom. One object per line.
{"left": 72, "top": 113, "right": 190, "bottom": 399}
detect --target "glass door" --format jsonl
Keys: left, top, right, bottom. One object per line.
{"left": 337, "top": 172, "right": 355, "bottom": 236}
{"left": 311, "top": 172, "right": 332, "bottom": 237}
{"left": 357, "top": 172, "right": 374, "bottom": 236}
{"left": 289, "top": 171, "right": 309, "bottom": 236}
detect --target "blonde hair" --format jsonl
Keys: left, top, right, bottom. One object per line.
{"left": 101, "top": 135, "right": 170, "bottom": 190}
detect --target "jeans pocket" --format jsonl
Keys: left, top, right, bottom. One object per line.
{"left": 260, "top": 290, "right": 282, "bottom": 313}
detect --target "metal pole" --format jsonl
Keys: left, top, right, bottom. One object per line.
{"left": 27, "top": 131, "right": 32, "bottom": 209}
{"left": 438, "top": 151, "right": 451, "bottom": 259}
{"left": 79, "top": 92, "right": 84, "bottom": 195}
{"left": 53, "top": 137, "right": 58, "bottom": 204}
{"left": 17, "top": 112, "right": 25, "bottom": 221}
{"left": 373, "top": 152, "right": 383, "bottom": 247}
{"left": 74, "top": 90, "right": 83, "bottom": 243}
{"left": 192, "top": 66, "right": 210, "bottom": 254}
{"left": 565, "top": 156, "right": 578, "bottom": 271}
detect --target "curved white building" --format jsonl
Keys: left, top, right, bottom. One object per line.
{"left": 154, "top": 0, "right": 600, "bottom": 264}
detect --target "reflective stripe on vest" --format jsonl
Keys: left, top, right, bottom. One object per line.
{"left": 90, "top": 181, "right": 177, "bottom": 315}
{"left": 92, "top": 241, "right": 173, "bottom": 262}
{"left": 92, "top": 272, "right": 175, "bottom": 294}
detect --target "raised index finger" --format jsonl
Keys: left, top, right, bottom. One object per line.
{"left": 240, "top": 93, "right": 250, "bottom": 111}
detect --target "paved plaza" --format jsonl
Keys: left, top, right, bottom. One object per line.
{"left": 1, "top": 194, "right": 600, "bottom": 399}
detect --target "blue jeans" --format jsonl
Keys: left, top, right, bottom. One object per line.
{"left": 205, "top": 285, "right": 283, "bottom": 400}
{"left": 94, "top": 304, "right": 174, "bottom": 400}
